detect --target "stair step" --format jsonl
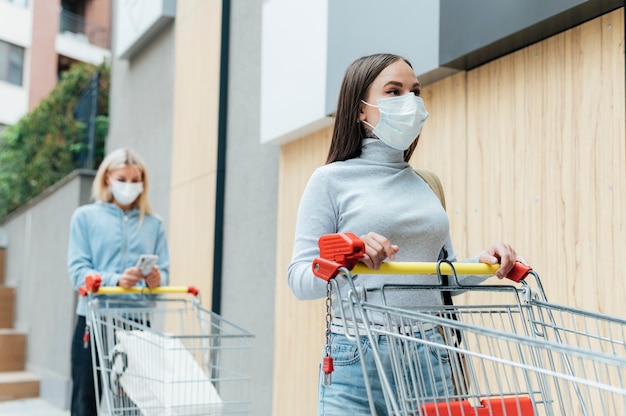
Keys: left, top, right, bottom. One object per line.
{"left": 0, "top": 287, "right": 15, "bottom": 328}
{"left": 0, "top": 329, "right": 26, "bottom": 371}
{"left": 0, "top": 371, "right": 40, "bottom": 402}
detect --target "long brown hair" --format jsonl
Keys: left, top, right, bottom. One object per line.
{"left": 326, "top": 53, "right": 420, "bottom": 164}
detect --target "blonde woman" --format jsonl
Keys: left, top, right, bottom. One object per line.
{"left": 67, "top": 148, "right": 170, "bottom": 415}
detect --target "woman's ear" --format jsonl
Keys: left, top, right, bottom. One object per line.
{"left": 358, "top": 102, "right": 367, "bottom": 121}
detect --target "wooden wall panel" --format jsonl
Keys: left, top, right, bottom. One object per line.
{"left": 413, "top": 71, "right": 469, "bottom": 258}
{"left": 465, "top": 9, "right": 625, "bottom": 311}
{"left": 169, "top": 0, "right": 223, "bottom": 310}
{"left": 272, "top": 128, "right": 332, "bottom": 416}
{"left": 273, "top": 9, "right": 624, "bottom": 415}
{"left": 596, "top": 12, "right": 626, "bottom": 316}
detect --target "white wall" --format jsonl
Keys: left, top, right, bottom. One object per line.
{"left": 0, "top": 0, "right": 31, "bottom": 125}
{"left": 259, "top": 0, "right": 441, "bottom": 144}
{"left": 113, "top": 0, "right": 176, "bottom": 59}
{"left": 0, "top": 1, "right": 31, "bottom": 47}
{"left": 260, "top": 0, "right": 330, "bottom": 143}
{"left": 55, "top": 33, "right": 111, "bottom": 65}
{"left": 0, "top": 82, "right": 28, "bottom": 125}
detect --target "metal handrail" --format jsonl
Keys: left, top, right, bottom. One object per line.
{"left": 59, "top": 9, "right": 110, "bottom": 49}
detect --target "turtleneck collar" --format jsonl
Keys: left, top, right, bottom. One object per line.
{"left": 359, "top": 138, "right": 407, "bottom": 165}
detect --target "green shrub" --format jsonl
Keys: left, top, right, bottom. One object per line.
{"left": 0, "top": 61, "right": 109, "bottom": 220}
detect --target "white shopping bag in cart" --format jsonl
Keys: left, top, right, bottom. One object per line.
{"left": 113, "top": 330, "right": 223, "bottom": 416}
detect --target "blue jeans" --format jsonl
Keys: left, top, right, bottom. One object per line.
{"left": 318, "top": 329, "right": 453, "bottom": 415}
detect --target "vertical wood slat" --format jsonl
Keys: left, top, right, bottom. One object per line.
{"left": 169, "top": 0, "right": 223, "bottom": 310}
{"left": 413, "top": 71, "right": 468, "bottom": 257}
{"left": 273, "top": 9, "right": 624, "bottom": 415}
{"left": 273, "top": 128, "right": 331, "bottom": 416}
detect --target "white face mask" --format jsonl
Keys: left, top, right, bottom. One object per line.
{"left": 361, "top": 93, "right": 429, "bottom": 150}
{"left": 110, "top": 180, "right": 143, "bottom": 206}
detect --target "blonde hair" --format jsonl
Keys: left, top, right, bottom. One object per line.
{"left": 92, "top": 148, "right": 153, "bottom": 221}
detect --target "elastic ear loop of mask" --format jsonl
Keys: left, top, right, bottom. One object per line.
{"left": 360, "top": 100, "right": 378, "bottom": 130}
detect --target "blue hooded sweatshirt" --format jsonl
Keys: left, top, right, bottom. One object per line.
{"left": 68, "top": 201, "right": 170, "bottom": 316}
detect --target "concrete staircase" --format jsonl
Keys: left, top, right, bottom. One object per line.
{"left": 0, "top": 247, "right": 40, "bottom": 401}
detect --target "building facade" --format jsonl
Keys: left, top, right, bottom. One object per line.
{"left": 0, "top": 0, "right": 623, "bottom": 413}
{"left": 0, "top": 0, "right": 111, "bottom": 408}
{"left": 0, "top": 0, "right": 111, "bottom": 134}
{"left": 106, "top": 1, "right": 625, "bottom": 415}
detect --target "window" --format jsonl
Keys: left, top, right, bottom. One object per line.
{"left": 0, "top": 40, "right": 24, "bottom": 86}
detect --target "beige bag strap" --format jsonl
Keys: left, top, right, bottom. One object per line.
{"left": 415, "top": 169, "right": 469, "bottom": 395}
{"left": 414, "top": 168, "right": 446, "bottom": 210}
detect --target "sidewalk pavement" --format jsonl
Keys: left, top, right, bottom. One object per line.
{"left": 0, "top": 398, "right": 69, "bottom": 416}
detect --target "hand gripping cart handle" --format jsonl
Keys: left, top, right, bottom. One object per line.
{"left": 79, "top": 274, "right": 200, "bottom": 297}
{"left": 311, "top": 233, "right": 533, "bottom": 416}
{"left": 78, "top": 274, "right": 201, "bottom": 353}
{"left": 312, "top": 233, "right": 626, "bottom": 416}
{"left": 78, "top": 275, "right": 254, "bottom": 415}
{"left": 311, "top": 232, "right": 532, "bottom": 282}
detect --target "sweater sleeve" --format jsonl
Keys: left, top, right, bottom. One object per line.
{"left": 287, "top": 170, "right": 337, "bottom": 300}
{"left": 67, "top": 208, "right": 121, "bottom": 291}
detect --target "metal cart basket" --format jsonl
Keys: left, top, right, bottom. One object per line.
{"left": 313, "top": 232, "right": 626, "bottom": 416}
{"left": 80, "top": 275, "right": 254, "bottom": 416}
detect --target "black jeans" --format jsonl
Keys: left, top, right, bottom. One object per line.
{"left": 71, "top": 314, "right": 149, "bottom": 415}
{"left": 70, "top": 315, "right": 100, "bottom": 416}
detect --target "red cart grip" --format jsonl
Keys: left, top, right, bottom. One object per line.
{"left": 312, "top": 258, "right": 345, "bottom": 282}
{"left": 312, "top": 232, "right": 365, "bottom": 281}
{"left": 78, "top": 274, "right": 102, "bottom": 296}
{"left": 507, "top": 262, "right": 533, "bottom": 283}
{"left": 421, "top": 396, "right": 533, "bottom": 415}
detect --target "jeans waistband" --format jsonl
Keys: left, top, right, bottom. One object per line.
{"left": 331, "top": 317, "right": 438, "bottom": 337}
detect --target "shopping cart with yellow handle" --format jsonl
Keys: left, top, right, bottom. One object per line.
{"left": 313, "top": 232, "right": 626, "bottom": 416}
{"left": 80, "top": 275, "right": 254, "bottom": 415}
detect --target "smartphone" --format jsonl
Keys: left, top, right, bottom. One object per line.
{"left": 135, "top": 254, "right": 158, "bottom": 276}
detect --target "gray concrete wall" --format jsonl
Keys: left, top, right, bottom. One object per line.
{"left": 107, "top": 8, "right": 175, "bottom": 228}
{"left": 439, "top": 0, "right": 586, "bottom": 64}
{"left": 326, "top": 0, "right": 441, "bottom": 113}
{"left": 0, "top": 170, "right": 94, "bottom": 410}
{"left": 221, "top": 1, "right": 279, "bottom": 413}
{"left": 106, "top": 2, "right": 280, "bottom": 412}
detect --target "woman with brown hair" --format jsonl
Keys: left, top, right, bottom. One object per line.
{"left": 288, "top": 53, "right": 524, "bottom": 415}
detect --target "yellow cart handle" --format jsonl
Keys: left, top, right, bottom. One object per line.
{"left": 79, "top": 274, "right": 199, "bottom": 297}
{"left": 351, "top": 262, "right": 502, "bottom": 276}
{"left": 317, "top": 261, "right": 530, "bottom": 283}
{"left": 312, "top": 233, "right": 532, "bottom": 282}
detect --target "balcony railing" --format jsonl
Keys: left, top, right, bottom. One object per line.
{"left": 59, "top": 9, "right": 110, "bottom": 50}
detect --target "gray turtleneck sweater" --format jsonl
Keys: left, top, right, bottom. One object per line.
{"left": 288, "top": 139, "right": 485, "bottom": 315}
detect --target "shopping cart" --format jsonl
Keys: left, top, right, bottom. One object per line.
{"left": 312, "top": 232, "right": 626, "bottom": 416}
{"left": 79, "top": 275, "right": 254, "bottom": 416}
